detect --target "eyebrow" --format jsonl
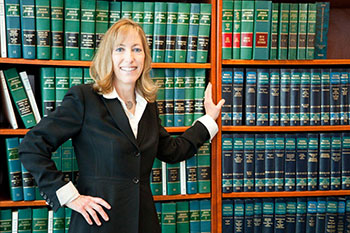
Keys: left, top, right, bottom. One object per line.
{"left": 118, "top": 43, "right": 142, "bottom": 47}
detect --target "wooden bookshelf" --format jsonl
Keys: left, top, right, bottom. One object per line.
{"left": 222, "top": 125, "right": 350, "bottom": 132}
{"left": 223, "top": 190, "right": 350, "bottom": 198}
{"left": 0, "top": 200, "right": 47, "bottom": 208}
{"left": 153, "top": 193, "right": 211, "bottom": 201}
{"left": 222, "top": 59, "right": 350, "bottom": 66}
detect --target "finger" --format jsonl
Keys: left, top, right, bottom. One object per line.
{"left": 80, "top": 209, "right": 93, "bottom": 225}
{"left": 90, "top": 202, "right": 109, "bottom": 222}
{"left": 205, "top": 82, "right": 212, "bottom": 99}
{"left": 93, "top": 197, "right": 111, "bottom": 210}
{"left": 216, "top": 99, "right": 225, "bottom": 109}
{"left": 86, "top": 206, "right": 101, "bottom": 226}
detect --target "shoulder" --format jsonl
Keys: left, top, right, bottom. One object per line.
{"left": 67, "top": 84, "right": 99, "bottom": 99}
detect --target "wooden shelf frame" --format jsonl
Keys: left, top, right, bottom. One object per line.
{"left": 223, "top": 190, "right": 350, "bottom": 198}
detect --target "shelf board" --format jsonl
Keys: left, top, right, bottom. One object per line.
{"left": 223, "top": 190, "right": 350, "bottom": 198}
{"left": 153, "top": 193, "right": 211, "bottom": 201}
{"left": 0, "top": 200, "right": 47, "bottom": 208}
{"left": 222, "top": 59, "right": 350, "bottom": 65}
{"left": 222, "top": 125, "right": 350, "bottom": 132}
{"left": 0, "top": 58, "right": 211, "bottom": 69}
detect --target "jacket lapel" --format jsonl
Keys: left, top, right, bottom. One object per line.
{"left": 101, "top": 97, "right": 138, "bottom": 148}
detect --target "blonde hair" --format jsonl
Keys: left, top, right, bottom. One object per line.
{"left": 90, "top": 18, "right": 157, "bottom": 102}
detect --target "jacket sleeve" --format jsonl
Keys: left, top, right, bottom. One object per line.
{"left": 155, "top": 103, "right": 210, "bottom": 164}
{"left": 18, "top": 85, "right": 85, "bottom": 211}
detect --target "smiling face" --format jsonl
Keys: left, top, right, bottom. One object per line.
{"left": 112, "top": 28, "right": 145, "bottom": 87}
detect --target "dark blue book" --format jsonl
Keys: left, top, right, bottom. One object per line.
{"left": 255, "top": 134, "right": 266, "bottom": 192}
{"left": 310, "top": 69, "right": 321, "bottom": 125}
{"left": 325, "top": 197, "right": 338, "bottom": 233}
{"left": 221, "top": 68, "right": 233, "bottom": 125}
{"left": 243, "top": 134, "right": 255, "bottom": 192}
{"left": 296, "top": 134, "right": 308, "bottom": 191}
{"left": 329, "top": 69, "right": 341, "bottom": 125}
{"left": 274, "top": 134, "right": 285, "bottom": 191}
{"left": 245, "top": 68, "right": 257, "bottom": 126}
{"left": 199, "top": 199, "right": 211, "bottom": 233}
{"left": 222, "top": 199, "right": 234, "bottom": 233}
{"left": 280, "top": 69, "right": 291, "bottom": 126}
{"left": 340, "top": 69, "right": 349, "bottom": 124}
{"left": 330, "top": 133, "right": 341, "bottom": 190}
{"left": 244, "top": 199, "right": 254, "bottom": 233}
{"left": 257, "top": 69, "right": 269, "bottom": 126}
{"left": 319, "top": 133, "right": 331, "bottom": 190}
{"left": 296, "top": 197, "right": 307, "bottom": 233}
{"left": 20, "top": 163, "right": 35, "bottom": 201}
{"left": 290, "top": 69, "right": 301, "bottom": 126}
{"left": 300, "top": 69, "right": 311, "bottom": 125}
{"left": 314, "top": 2, "right": 330, "bottom": 59}
{"left": 320, "top": 69, "right": 330, "bottom": 125}
{"left": 269, "top": 69, "right": 280, "bottom": 126}
{"left": 337, "top": 197, "right": 346, "bottom": 233}
{"left": 306, "top": 197, "right": 317, "bottom": 233}
{"left": 233, "top": 134, "right": 244, "bottom": 192}
{"left": 186, "top": 3, "right": 200, "bottom": 63}
{"left": 274, "top": 198, "right": 286, "bottom": 233}
{"left": 307, "top": 133, "right": 319, "bottom": 191}
{"left": 286, "top": 198, "right": 297, "bottom": 233}
{"left": 265, "top": 134, "right": 275, "bottom": 192}
{"left": 155, "top": 202, "right": 162, "bottom": 224}
{"left": 222, "top": 134, "right": 233, "bottom": 193}
{"left": 189, "top": 200, "right": 200, "bottom": 233}
{"left": 262, "top": 198, "right": 274, "bottom": 233}
{"left": 174, "top": 69, "right": 186, "bottom": 127}
{"left": 345, "top": 197, "right": 350, "bottom": 232}
{"left": 186, "top": 155, "right": 198, "bottom": 194}
{"left": 254, "top": 199, "right": 262, "bottom": 233}
{"left": 342, "top": 132, "right": 350, "bottom": 190}
{"left": 233, "top": 68, "right": 244, "bottom": 126}
{"left": 285, "top": 134, "right": 296, "bottom": 191}
{"left": 164, "top": 69, "right": 174, "bottom": 127}
{"left": 234, "top": 199, "right": 245, "bottom": 233}
{"left": 315, "top": 197, "right": 326, "bottom": 233}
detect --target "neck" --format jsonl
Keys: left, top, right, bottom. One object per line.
{"left": 114, "top": 82, "right": 136, "bottom": 103}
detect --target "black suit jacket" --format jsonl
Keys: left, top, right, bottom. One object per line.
{"left": 19, "top": 84, "right": 210, "bottom": 233}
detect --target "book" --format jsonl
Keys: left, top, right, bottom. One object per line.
{"left": 132, "top": 2, "right": 143, "bottom": 28}
{"left": 310, "top": 69, "right": 321, "bottom": 125}
{"left": 295, "top": 198, "right": 307, "bottom": 233}
{"left": 319, "top": 133, "right": 331, "bottom": 190}
{"left": 285, "top": 134, "right": 296, "bottom": 191}
{"left": 176, "top": 201, "right": 190, "bottom": 232}
{"left": 189, "top": 200, "right": 200, "bottom": 233}
{"left": 174, "top": 68, "right": 185, "bottom": 127}
{"left": 121, "top": 1, "right": 132, "bottom": 20}
{"left": 274, "top": 134, "right": 285, "bottom": 191}
{"left": 186, "top": 3, "right": 200, "bottom": 63}
{"left": 80, "top": 0, "right": 96, "bottom": 61}
{"left": 55, "top": 67, "right": 69, "bottom": 108}
{"left": 35, "top": 0, "right": 50, "bottom": 59}
{"left": 342, "top": 132, "right": 350, "bottom": 190}
{"left": 287, "top": 4, "right": 298, "bottom": 60}
{"left": 164, "top": 2, "right": 177, "bottom": 63}
{"left": 307, "top": 133, "right": 318, "bottom": 191}
{"left": 199, "top": 199, "right": 211, "bottom": 233}
{"left": 253, "top": 199, "right": 262, "bottom": 233}
{"left": 32, "top": 208, "right": 48, "bottom": 233}
{"left": 280, "top": 68, "right": 291, "bottom": 126}
{"left": 325, "top": 197, "right": 338, "bottom": 233}
{"left": 244, "top": 199, "right": 254, "bottom": 233}
{"left": 152, "top": 2, "right": 166, "bottom": 63}
{"left": 269, "top": 69, "right": 280, "bottom": 126}
{"left": 278, "top": 3, "right": 289, "bottom": 60}
{"left": 50, "top": 0, "right": 63, "bottom": 60}
{"left": 254, "top": 134, "right": 265, "bottom": 192}
{"left": 274, "top": 198, "right": 286, "bottom": 233}
{"left": 0, "top": 209, "right": 12, "bottom": 232}
{"left": 290, "top": 69, "right": 301, "bottom": 126}
{"left": 262, "top": 198, "right": 274, "bottom": 233}
{"left": 340, "top": 69, "right": 349, "bottom": 124}
{"left": 306, "top": 198, "right": 317, "bottom": 233}
{"left": 20, "top": 0, "right": 36, "bottom": 59}
{"left": 240, "top": 1, "right": 254, "bottom": 60}
{"left": 232, "top": 68, "right": 243, "bottom": 125}
{"left": 286, "top": 198, "right": 297, "bottom": 233}
{"left": 175, "top": 3, "right": 190, "bottom": 63}
{"left": 193, "top": 69, "right": 205, "bottom": 120}
{"left": 20, "top": 163, "right": 35, "bottom": 201}
{"left": 233, "top": 199, "right": 244, "bottom": 233}
{"left": 167, "top": 162, "right": 180, "bottom": 195}
{"left": 94, "top": 0, "right": 109, "bottom": 50}
{"left": 314, "top": 2, "right": 330, "bottom": 59}
{"left": 315, "top": 197, "right": 326, "bottom": 233}
{"left": 164, "top": 68, "right": 174, "bottom": 127}
{"left": 161, "top": 202, "right": 176, "bottom": 233}
{"left": 300, "top": 69, "right": 311, "bottom": 125}
{"left": 108, "top": 1, "right": 120, "bottom": 27}
{"left": 0, "top": 69, "right": 18, "bottom": 129}
{"left": 40, "top": 67, "right": 55, "bottom": 117}
{"left": 186, "top": 154, "right": 197, "bottom": 194}
{"left": 329, "top": 69, "right": 341, "bottom": 125}
{"left": 222, "top": 0, "right": 233, "bottom": 60}
{"left": 243, "top": 134, "right": 254, "bottom": 192}
{"left": 61, "top": 139, "right": 73, "bottom": 183}
{"left": 197, "top": 142, "right": 210, "bottom": 193}
{"left": 222, "top": 134, "right": 233, "bottom": 193}
{"left": 18, "top": 208, "right": 31, "bottom": 233}
{"left": 196, "top": 3, "right": 211, "bottom": 63}
{"left": 142, "top": 2, "right": 154, "bottom": 55}
{"left": 233, "top": 134, "right": 244, "bottom": 192}
{"left": 151, "top": 158, "right": 162, "bottom": 196}
{"left": 19, "top": 71, "right": 40, "bottom": 123}
{"left": 269, "top": 3, "right": 279, "bottom": 60}
{"left": 256, "top": 68, "right": 269, "bottom": 126}
{"left": 265, "top": 134, "right": 275, "bottom": 192}
{"left": 151, "top": 68, "right": 165, "bottom": 124}
{"left": 221, "top": 68, "right": 233, "bottom": 125}
{"left": 64, "top": 0, "right": 80, "bottom": 60}
{"left": 222, "top": 199, "right": 233, "bottom": 233}
{"left": 232, "top": 0, "right": 241, "bottom": 59}
{"left": 184, "top": 69, "right": 194, "bottom": 126}
{"left": 330, "top": 133, "right": 341, "bottom": 190}
{"left": 297, "top": 3, "right": 308, "bottom": 60}
{"left": 0, "top": 0, "right": 7, "bottom": 57}
{"left": 245, "top": 68, "right": 257, "bottom": 126}
{"left": 296, "top": 134, "right": 307, "bottom": 191}
{"left": 69, "top": 68, "right": 83, "bottom": 87}
{"left": 5, "top": 0, "right": 22, "bottom": 58}
{"left": 306, "top": 3, "right": 316, "bottom": 59}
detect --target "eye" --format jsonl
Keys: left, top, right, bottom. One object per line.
{"left": 115, "top": 47, "right": 124, "bottom": 52}
{"left": 133, "top": 47, "right": 143, "bottom": 53}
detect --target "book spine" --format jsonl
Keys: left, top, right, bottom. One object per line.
{"left": 285, "top": 134, "right": 296, "bottom": 191}
{"left": 254, "top": 134, "right": 265, "bottom": 192}
{"left": 256, "top": 68, "right": 269, "bottom": 126}
{"left": 132, "top": 2, "right": 143, "bottom": 28}
{"left": 55, "top": 67, "right": 69, "bottom": 108}
{"left": 325, "top": 197, "right": 338, "bottom": 233}
{"left": 280, "top": 69, "right": 291, "bottom": 126}
{"left": 162, "top": 162, "right": 166, "bottom": 195}
{"left": 20, "top": 163, "right": 35, "bottom": 201}
{"left": 174, "top": 68, "right": 185, "bottom": 127}
{"left": 32, "top": 208, "right": 48, "bottom": 232}
{"left": 64, "top": 0, "right": 80, "bottom": 60}
{"left": 222, "top": 134, "right": 233, "bottom": 193}
{"left": 269, "top": 69, "right": 280, "bottom": 126}
{"left": 315, "top": 197, "right": 326, "bottom": 233}
{"left": 64, "top": 208, "right": 72, "bottom": 231}
{"left": 0, "top": 0, "right": 7, "bottom": 57}
{"left": 20, "top": 0, "right": 36, "bottom": 59}
{"left": 253, "top": 0, "right": 271, "bottom": 60}
{"left": 193, "top": 69, "right": 205, "bottom": 120}
{"left": 310, "top": 69, "right": 321, "bottom": 125}
{"left": 184, "top": 69, "right": 194, "bottom": 126}
{"left": 221, "top": 68, "right": 233, "bottom": 126}
{"left": 244, "top": 199, "right": 254, "bottom": 233}
{"left": 53, "top": 207, "right": 64, "bottom": 233}
{"left": 307, "top": 133, "right": 319, "bottom": 191}
{"left": 274, "top": 134, "right": 285, "bottom": 191}
{"left": 186, "top": 154, "right": 197, "bottom": 194}
{"left": 265, "top": 134, "right": 275, "bottom": 192}
{"left": 297, "top": 3, "right": 308, "bottom": 60}
{"left": 222, "top": 199, "right": 234, "bottom": 233}
{"left": 296, "top": 134, "right": 307, "bottom": 191}
{"left": 278, "top": 3, "right": 289, "bottom": 60}
{"left": 121, "top": 1, "right": 132, "bottom": 19}
{"left": 186, "top": 3, "right": 200, "bottom": 63}
{"left": 189, "top": 200, "right": 200, "bottom": 233}
{"left": 306, "top": 198, "right": 317, "bottom": 233}
{"left": 269, "top": 3, "right": 279, "bottom": 60}
{"left": 253, "top": 199, "right": 262, "bottom": 233}
{"left": 320, "top": 68, "right": 330, "bottom": 125}
{"left": 0, "top": 70, "right": 18, "bottom": 129}
{"left": 245, "top": 68, "right": 257, "bottom": 126}
{"left": 50, "top": 0, "right": 63, "bottom": 60}
{"left": 330, "top": 133, "right": 341, "bottom": 190}
{"left": 345, "top": 197, "right": 350, "bottom": 232}
{"left": 5, "top": 0, "right": 22, "bottom": 58}
{"left": 319, "top": 133, "right": 331, "bottom": 190}
{"left": 61, "top": 139, "right": 73, "bottom": 183}
{"left": 243, "top": 134, "right": 254, "bottom": 192}
{"left": 233, "top": 134, "right": 244, "bottom": 192}
{"left": 296, "top": 198, "right": 307, "bottom": 233}
{"left": 330, "top": 69, "right": 341, "bottom": 125}
{"left": 337, "top": 197, "right": 346, "bottom": 233}
{"left": 197, "top": 142, "right": 210, "bottom": 193}
{"left": 180, "top": 160, "right": 186, "bottom": 195}
{"left": 167, "top": 162, "right": 181, "bottom": 195}
{"left": 222, "top": 0, "right": 233, "bottom": 60}
{"left": 274, "top": 198, "right": 286, "bottom": 233}
{"left": 80, "top": 0, "right": 96, "bottom": 61}
{"left": 240, "top": 1, "right": 254, "bottom": 60}
{"left": 40, "top": 67, "right": 55, "bottom": 117}
{"left": 340, "top": 70, "right": 349, "bottom": 124}
{"left": 36, "top": 0, "right": 50, "bottom": 59}
{"left": 94, "top": 1, "right": 109, "bottom": 49}
{"left": 232, "top": 68, "right": 243, "bottom": 125}
{"left": 176, "top": 201, "right": 190, "bottom": 232}
{"left": 314, "top": 2, "right": 330, "bottom": 59}
{"left": 175, "top": 3, "right": 190, "bottom": 63}
{"left": 199, "top": 199, "right": 211, "bottom": 233}
{"left": 151, "top": 69, "right": 165, "bottom": 125}
{"left": 290, "top": 69, "right": 301, "bottom": 126}
{"left": 233, "top": 199, "right": 245, "bottom": 233}
{"left": 306, "top": 3, "right": 316, "bottom": 59}
{"left": 196, "top": 3, "right": 211, "bottom": 63}
{"left": 161, "top": 202, "right": 176, "bottom": 232}
{"left": 300, "top": 69, "right": 311, "bottom": 125}
{"left": 11, "top": 210, "right": 18, "bottom": 233}
{"left": 152, "top": 2, "right": 166, "bottom": 63}
{"left": 164, "top": 2, "right": 177, "bottom": 63}
{"left": 342, "top": 132, "right": 350, "bottom": 190}
{"left": 164, "top": 68, "right": 174, "bottom": 127}
{"left": 262, "top": 198, "right": 274, "bottom": 233}
{"left": 150, "top": 158, "right": 162, "bottom": 195}
{"left": 286, "top": 198, "right": 297, "bottom": 233}
{"left": 232, "top": 1, "right": 241, "bottom": 59}
{"left": 68, "top": 67, "right": 83, "bottom": 87}
{"left": 143, "top": 2, "right": 154, "bottom": 56}
{"left": 108, "top": 1, "right": 120, "bottom": 27}
{"left": 83, "top": 67, "right": 93, "bottom": 84}
{"left": 18, "top": 208, "right": 31, "bottom": 233}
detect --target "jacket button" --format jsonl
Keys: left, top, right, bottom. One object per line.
{"left": 135, "top": 152, "right": 140, "bottom": 157}
{"left": 133, "top": 177, "right": 139, "bottom": 184}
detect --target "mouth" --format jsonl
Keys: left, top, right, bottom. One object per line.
{"left": 120, "top": 67, "right": 137, "bottom": 72}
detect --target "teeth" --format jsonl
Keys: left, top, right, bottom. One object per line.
{"left": 121, "top": 67, "right": 137, "bottom": 71}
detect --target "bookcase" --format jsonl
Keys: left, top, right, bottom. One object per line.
{"left": 1, "top": 0, "right": 350, "bottom": 232}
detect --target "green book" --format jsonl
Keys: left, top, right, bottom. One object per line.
{"left": 174, "top": 68, "right": 185, "bottom": 126}
{"left": 186, "top": 3, "right": 200, "bottom": 63}
{"left": 167, "top": 162, "right": 181, "bottom": 195}
{"left": 83, "top": 68, "right": 94, "bottom": 84}
{"left": 306, "top": 3, "right": 316, "bottom": 60}
{"left": 80, "top": 0, "right": 96, "bottom": 61}
{"left": 176, "top": 201, "right": 190, "bottom": 233}
{"left": 175, "top": 3, "right": 190, "bottom": 63}
{"left": 4, "top": 68, "right": 36, "bottom": 128}
{"left": 161, "top": 202, "right": 176, "bottom": 233}
{"left": 199, "top": 199, "right": 211, "bottom": 232}
{"left": 269, "top": 3, "right": 279, "bottom": 60}
{"left": 232, "top": 1, "right": 242, "bottom": 59}
{"left": 53, "top": 208, "right": 65, "bottom": 233}
{"left": 5, "top": 0, "right": 22, "bottom": 58}
{"left": 121, "top": 1, "right": 132, "bottom": 19}
{"left": 222, "top": 0, "right": 233, "bottom": 60}
{"left": 152, "top": 2, "right": 167, "bottom": 63}
{"left": 64, "top": 208, "right": 72, "bottom": 232}
{"left": 40, "top": 67, "right": 55, "bottom": 117}
{"left": 61, "top": 139, "right": 73, "bottom": 182}
{"left": 287, "top": 4, "right": 298, "bottom": 60}
{"left": 184, "top": 69, "right": 194, "bottom": 126}
{"left": 150, "top": 157, "right": 162, "bottom": 195}
{"left": 108, "top": 1, "right": 121, "bottom": 28}
{"left": 18, "top": 208, "right": 32, "bottom": 233}
{"left": 95, "top": 0, "right": 109, "bottom": 49}
{"left": 64, "top": 0, "right": 80, "bottom": 60}
{"left": 69, "top": 68, "right": 83, "bottom": 87}
{"left": 20, "top": 0, "right": 36, "bottom": 59}
{"left": 197, "top": 142, "right": 211, "bottom": 193}
{"left": 151, "top": 68, "right": 165, "bottom": 124}
{"left": 278, "top": 3, "right": 289, "bottom": 60}
{"left": 164, "top": 2, "right": 178, "bottom": 63}
{"left": 164, "top": 68, "right": 174, "bottom": 127}
{"left": 240, "top": 1, "right": 255, "bottom": 60}
{"left": 50, "top": 0, "right": 64, "bottom": 60}
{"left": 32, "top": 208, "right": 48, "bottom": 233}
{"left": 253, "top": 0, "right": 272, "bottom": 60}
{"left": 194, "top": 69, "right": 206, "bottom": 120}
{"left": 132, "top": 1, "right": 143, "bottom": 28}
{"left": 36, "top": 0, "right": 50, "bottom": 59}
{"left": 0, "top": 209, "right": 12, "bottom": 233}
{"left": 55, "top": 67, "right": 69, "bottom": 108}
{"left": 297, "top": 3, "right": 308, "bottom": 60}
{"left": 143, "top": 2, "right": 154, "bottom": 56}
{"left": 196, "top": 3, "right": 211, "bottom": 63}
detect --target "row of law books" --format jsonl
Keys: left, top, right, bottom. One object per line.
{"left": 222, "top": 133, "right": 350, "bottom": 193}
{"left": 151, "top": 142, "right": 210, "bottom": 196}
{"left": 151, "top": 68, "right": 206, "bottom": 127}
{"left": 5, "top": 137, "right": 78, "bottom": 201}
{"left": 0, "top": 0, "right": 211, "bottom": 63}
{"left": 0, "top": 207, "right": 72, "bottom": 233}
{"left": 222, "top": 196, "right": 350, "bottom": 233}
{"left": 222, "top": 67, "right": 350, "bottom": 126}
{"left": 155, "top": 199, "right": 211, "bottom": 233}
{"left": 222, "top": 1, "right": 330, "bottom": 60}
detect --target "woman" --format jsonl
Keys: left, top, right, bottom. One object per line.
{"left": 19, "top": 18, "right": 224, "bottom": 233}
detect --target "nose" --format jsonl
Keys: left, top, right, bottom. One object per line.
{"left": 123, "top": 49, "right": 135, "bottom": 62}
